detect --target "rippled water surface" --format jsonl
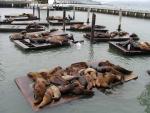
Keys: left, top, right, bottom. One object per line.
{"left": 0, "top": 8, "right": 150, "bottom": 113}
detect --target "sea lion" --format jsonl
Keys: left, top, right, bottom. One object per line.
{"left": 27, "top": 72, "right": 43, "bottom": 81}
{"left": 37, "top": 85, "right": 61, "bottom": 108}
{"left": 113, "top": 65, "right": 132, "bottom": 75}
{"left": 70, "top": 24, "right": 83, "bottom": 29}
{"left": 96, "top": 72, "right": 121, "bottom": 89}
{"left": 38, "top": 87, "right": 54, "bottom": 108}
{"left": 84, "top": 68, "right": 97, "bottom": 87}
{"left": 98, "top": 60, "right": 114, "bottom": 67}
{"left": 49, "top": 75, "right": 68, "bottom": 86}
{"left": 46, "top": 35, "right": 69, "bottom": 45}
{"left": 51, "top": 85, "right": 61, "bottom": 100}
{"left": 65, "top": 62, "right": 88, "bottom": 76}
{"left": 33, "top": 78, "right": 47, "bottom": 105}
{"left": 138, "top": 42, "right": 150, "bottom": 51}
{"left": 59, "top": 82, "right": 78, "bottom": 94}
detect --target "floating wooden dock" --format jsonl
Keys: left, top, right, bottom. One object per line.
{"left": 0, "top": 20, "right": 12, "bottom": 24}
{"left": 109, "top": 42, "right": 150, "bottom": 55}
{"left": 15, "top": 76, "right": 82, "bottom": 111}
{"left": 0, "top": 25, "right": 45, "bottom": 32}
{"left": 84, "top": 34, "right": 139, "bottom": 42}
{"left": 66, "top": 25, "right": 107, "bottom": 32}
{"left": 11, "top": 21, "right": 49, "bottom": 26}
{"left": 48, "top": 20, "right": 84, "bottom": 26}
{"left": 5, "top": 13, "right": 33, "bottom": 18}
{"left": 67, "top": 28, "right": 108, "bottom": 32}
{"left": 13, "top": 39, "right": 70, "bottom": 51}
{"left": 15, "top": 61, "right": 138, "bottom": 111}
{"left": 9, "top": 17, "right": 39, "bottom": 21}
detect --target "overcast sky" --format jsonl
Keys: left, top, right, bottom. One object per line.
{"left": 94, "top": 0, "right": 149, "bottom": 2}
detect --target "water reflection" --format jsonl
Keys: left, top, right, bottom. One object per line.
{"left": 0, "top": 63, "right": 5, "bottom": 81}
{"left": 88, "top": 43, "right": 94, "bottom": 61}
{"left": 138, "top": 83, "right": 150, "bottom": 113}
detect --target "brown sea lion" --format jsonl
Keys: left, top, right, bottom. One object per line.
{"left": 70, "top": 79, "right": 94, "bottom": 96}
{"left": 38, "top": 87, "right": 54, "bottom": 108}
{"left": 46, "top": 35, "right": 69, "bottom": 45}
{"left": 49, "top": 66, "right": 66, "bottom": 77}
{"left": 84, "top": 68, "right": 97, "bottom": 87}
{"left": 33, "top": 78, "right": 47, "bottom": 105}
{"left": 37, "top": 85, "right": 62, "bottom": 108}
{"left": 49, "top": 75, "right": 68, "bottom": 86}
{"left": 27, "top": 72, "right": 43, "bottom": 81}
{"left": 70, "top": 24, "right": 83, "bottom": 29}
{"left": 65, "top": 62, "right": 88, "bottom": 76}
{"left": 96, "top": 72, "right": 121, "bottom": 89}
{"left": 98, "top": 60, "right": 114, "bottom": 67}
{"left": 138, "top": 42, "right": 150, "bottom": 51}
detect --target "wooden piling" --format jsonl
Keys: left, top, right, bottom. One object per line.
{"left": 63, "top": 10, "right": 66, "bottom": 30}
{"left": 47, "top": 6, "right": 49, "bottom": 19}
{"left": 37, "top": 6, "right": 40, "bottom": 20}
{"left": 87, "top": 7, "right": 90, "bottom": 24}
{"left": 91, "top": 13, "right": 96, "bottom": 43}
{"left": 73, "top": 6, "right": 75, "bottom": 20}
{"left": 117, "top": 9, "right": 122, "bottom": 32}
{"left": 33, "top": 5, "right": 35, "bottom": 16}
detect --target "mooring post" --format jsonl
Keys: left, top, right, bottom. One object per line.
{"left": 37, "top": 6, "right": 40, "bottom": 20}
{"left": 91, "top": 13, "right": 96, "bottom": 43}
{"left": 73, "top": 6, "right": 75, "bottom": 20}
{"left": 87, "top": 7, "right": 90, "bottom": 24}
{"left": 117, "top": 9, "right": 122, "bottom": 32}
{"left": 33, "top": 5, "right": 35, "bottom": 16}
{"left": 47, "top": 6, "right": 49, "bottom": 19}
{"left": 63, "top": 10, "right": 66, "bottom": 30}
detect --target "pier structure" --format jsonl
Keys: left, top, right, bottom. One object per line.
{"left": 74, "top": 6, "right": 150, "bottom": 19}
{"left": 0, "top": 0, "right": 31, "bottom": 8}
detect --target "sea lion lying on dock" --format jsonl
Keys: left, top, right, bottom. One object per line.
{"left": 65, "top": 62, "right": 89, "bottom": 76}
{"left": 70, "top": 24, "right": 83, "bottom": 29}
{"left": 26, "top": 60, "right": 136, "bottom": 109}
{"left": 138, "top": 42, "right": 150, "bottom": 51}
{"left": 33, "top": 78, "right": 47, "bottom": 105}
{"left": 70, "top": 24, "right": 105, "bottom": 30}
{"left": 46, "top": 35, "right": 69, "bottom": 45}
{"left": 96, "top": 72, "right": 121, "bottom": 88}
{"left": 110, "top": 31, "right": 129, "bottom": 38}
{"left": 38, "top": 85, "right": 63, "bottom": 108}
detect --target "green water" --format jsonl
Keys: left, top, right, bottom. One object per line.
{"left": 0, "top": 8, "right": 150, "bottom": 113}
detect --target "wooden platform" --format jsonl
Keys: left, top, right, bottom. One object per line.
{"left": 0, "top": 20, "right": 12, "bottom": 24}
{"left": 13, "top": 39, "right": 70, "bottom": 51}
{"left": 15, "top": 76, "right": 81, "bottom": 111}
{"left": 15, "top": 63, "right": 137, "bottom": 111}
{"left": 84, "top": 34, "right": 139, "bottom": 42}
{"left": 11, "top": 21, "right": 49, "bottom": 26}
{"left": 10, "top": 17, "right": 39, "bottom": 21}
{"left": 5, "top": 13, "right": 33, "bottom": 18}
{"left": 0, "top": 25, "right": 45, "bottom": 32}
{"left": 109, "top": 42, "right": 150, "bottom": 55}
{"left": 66, "top": 28, "right": 108, "bottom": 33}
{"left": 48, "top": 20, "right": 84, "bottom": 26}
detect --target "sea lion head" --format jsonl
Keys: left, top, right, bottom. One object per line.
{"left": 27, "top": 72, "right": 42, "bottom": 81}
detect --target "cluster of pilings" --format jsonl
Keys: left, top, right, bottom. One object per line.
{"left": 74, "top": 7, "right": 150, "bottom": 19}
